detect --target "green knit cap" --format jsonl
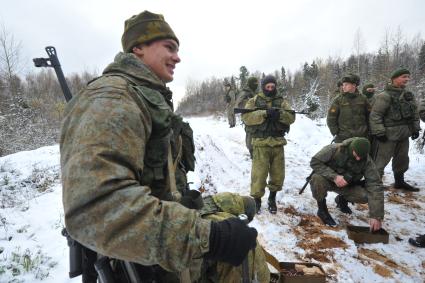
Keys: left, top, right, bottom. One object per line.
{"left": 390, "top": 68, "right": 410, "bottom": 80}
{"left": 349, "top": 137, "right": 370, "bottom": 159}
{"left": 121, "top": 10, "right": 179, "bottom": 53}
{"left": 247, "top": 76, "right": 259, "bottom": 91}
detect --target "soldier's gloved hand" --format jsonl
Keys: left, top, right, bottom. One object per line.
{"left": 375, "top": 135, "right": 388, "bottom": 142}
{"left": 266, "top": 108, "right": 280, "bottom": 121}
{"left": 411, "top": 131, "right": 419, "bottom": 140}
{"left": 204, "top": 217, "right": 257, "bottom": 266}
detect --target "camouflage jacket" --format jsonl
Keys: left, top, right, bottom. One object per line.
{"left": 310, "top": 138, "right": 384, "bottom": 219}
{"left": 60, "top": 52, "right": 211, "bottom": 273}
{"left": 369, "top": 84, "right": 420, "bottom": 140}
{"left": 326, "top": 91, "right": 371, "bottom": 141}
{"left": 241, "top": 92, "right": 295, "bottom": 147}
{"left": 235, "top": 87, "right": 255, "bottom": 109}
{"left": 419, "top": 98, "right": 425, "bottom": 122}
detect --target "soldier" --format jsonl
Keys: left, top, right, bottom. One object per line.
{"left": 408, "top": 99, "right": 425, "bottom": 248}
{"left": 242, "top": 75, "right": 295, "bottom": 214}
{"left": 362, "top": 83, "right": 376, "bottom": 105}
{"left": 327, "top": 74, "right": 371, "bottom": 143}
{"left": 236, "top": 76, "right": 259, "bottom": 158}
{"left": 369, "top": 68, "right": 421, "bottom": 191}
{"left": 309, "top": 137, "right": 384, "bottom": 229}
{"left": 224, "top": 81, "right": 237, "bottom": 128}
{"left": 60, "top": 10, "right": 257, "bottom": 282}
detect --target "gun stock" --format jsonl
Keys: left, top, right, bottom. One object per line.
{"left": 234, "top": 107, "right": 309, "bottom": 115}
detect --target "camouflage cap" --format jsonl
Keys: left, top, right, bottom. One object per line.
{"left": 341, "top": 74, "right": 360, "bottom": 86}
{"left": 349, "top": 137, "right": 370, "bottom": 159}
{"left": 390, "top": 68, "right": 410, "bottom": 80}
{"left": 121, "top": 10, "right": 179, "bottom": 53}
{"left": 212, "top": 192, "right": 256, "bottom": 221}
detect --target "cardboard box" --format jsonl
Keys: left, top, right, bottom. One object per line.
{"left": 347, "top": 225, "right": 389, "bottom": 244}
{"left": 278, "top": 262, "right": 326, "bottom": 283}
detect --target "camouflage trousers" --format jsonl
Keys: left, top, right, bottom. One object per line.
{"left": 310, "top": 174, "right": 368, "bottom": 204}
{"left": 245, "top": 130, "right": 253, "bottom": 158}
{"left": 227, "top": 107, "right": 235, "bottom": 127}
{"left": 373, "top": 138, "right": 409, "bottom": 177}
{"left": 250, "top": 145, "right": 285, "bottom": 199}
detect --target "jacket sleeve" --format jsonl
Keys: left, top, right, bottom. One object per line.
{"left": 326, "top": 97, "right": 340, "bottom": 136}
{"left": 61, "top": 81, "right": 211, "bottom": 272}
{"left": 363, "top": 157, "right": 384, "bottom": 219}
{"left": 310, "top": 145, "right": 338, "bottom": 182}
{"left": 412, "top": 98, "right": 421, "bottom": 133}
{"left": 241, "top": 96, "right": 267, "bottom": 126}
{"left": 369, "top": 92, "right": 391, "bottom": 136}
{"left": 278, "top": 99, "right": 296, "bottom": 125}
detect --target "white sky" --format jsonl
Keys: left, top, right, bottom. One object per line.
{"left": 1, "top": 0, "right": 425, "bottom": 102}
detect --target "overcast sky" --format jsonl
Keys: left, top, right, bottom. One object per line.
{"left": 1, "top": 0, "right": 425, "bottom": 102}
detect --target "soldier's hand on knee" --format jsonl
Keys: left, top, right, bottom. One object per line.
{"left": 334, "top": 175, "right": 348, "bottom": 188}
{"left": 204, "top": 217, "right": 258, "bottom": 266}
{"left": 369, "top": 218, "right": 382, "bottom": 232}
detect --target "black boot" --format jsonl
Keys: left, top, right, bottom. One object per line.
{"left": 394, "top": 174, "right": 419, "bottom": 192}
{"left": 335, "top": 195, "right": 352, "bottom": 214}
{"left": 268, "top": 191, "right": 277, "bottom": 214}
{"left": 408, "top": 234, "right": 425, "bottom": 248}
{"left": 254, "top": 198, "right": 261, "bottom": 214}
{"left": 317, "top": 199, "right": 337, "bottom": 226}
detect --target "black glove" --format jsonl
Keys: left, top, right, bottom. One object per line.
{"left": 204, "top": 217, "right": 257, "bottom": 266}
{"left": 411, "top": 131, "right": 419, "bottom": 140}
{"left": 375, "top": 135, "right": 388, "bottom": 142}
{"left": 266, "top": 108, "right": 280, "bottom": 121}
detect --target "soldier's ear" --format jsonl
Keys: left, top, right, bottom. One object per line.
{"left": 132, "top": 45, "right": 145, "bottom": 57}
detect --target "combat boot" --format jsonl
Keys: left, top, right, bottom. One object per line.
{"left": 393, "top": 174, "right": 419, "bottom": 192}
{"left": 408, "top": 234, "right": 425, "bottom": 248}
{"left": 255, "top": 198, "right": 261, "bottom": 214}
{"left": 268, "top": 191, "right": 277, "bottom": 214}
{"left": 317, "top": 199, "right": 336, "bottom": 227}
{"left": 335, "top": 195, "right": 352, "bottom": 214}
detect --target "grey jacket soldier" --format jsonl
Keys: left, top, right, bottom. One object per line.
{"left": 60, "top": 11, "right": 257, "bottom": 282}
{"left": 224, "top": 82, "right": 237, "bottom": 128}
{"left": 369, "top": 68, "right": 421, "bottom": 191}
{"left": 327, "top": 74, "right": 371, "bottom": 143}
{"left": 310, "top": 137, "right": 384, "bottom": 230}
{"left": 236, "top": 76, "right": 259, "bottom": 158}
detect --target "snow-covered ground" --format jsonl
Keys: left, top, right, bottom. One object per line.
{"left": 0, "top": 115, "right": 424, "bottom": 282}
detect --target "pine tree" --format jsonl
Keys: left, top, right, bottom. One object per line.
{"left": 239, "top": 66, "right": 249, "bottom": 88}
{"left": 418, "top": 43, "right": 425, "bottom": 74}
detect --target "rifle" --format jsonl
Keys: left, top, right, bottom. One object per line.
{"left": 234, "top": 107, "right": 310, "bottom": 115}
{"left": 299, "top": 171, "right": 314, "bottom": 195}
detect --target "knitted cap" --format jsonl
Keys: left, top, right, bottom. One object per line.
{"left": 349, "top": 137, "right": 370, "bottom": 159}
{"left": 121, "top": 10, "right": 179, "bottom": 53}
{"left": 390, "top": 68, "right": 410, "bottom": 80}
{"left": 261, "top": 75, "right": 277, "bottom": 89}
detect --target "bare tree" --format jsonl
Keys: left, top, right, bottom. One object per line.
{"left": 0, "top": 22, "right": 24, "bottom": 99}
{"left": 353, "top": 28, "right": 365, "bottom": 74}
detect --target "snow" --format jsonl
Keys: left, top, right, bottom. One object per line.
{"left": 0, "top": 115, "right": 424, "bottom": 282}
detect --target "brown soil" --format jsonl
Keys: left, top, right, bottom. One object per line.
{"left": 298, "top": 234, "right": 348, "bottom": 250}
{"left": 355, "top": 203, "right": 368, "bottom": 211}
{"left": 359, "top": 248, "right": 412, "bottom": 276}
{"left": 387, "top": 194, "right": 405, "bottom": 204}
{"left": 373, "top": 264, "right": 393, "bottom": 278}
{"left": 305, "top": 250, "right": 332, "bottom": 263}
{"left": 283, "top": 205, "right": 301, "bottom": 216}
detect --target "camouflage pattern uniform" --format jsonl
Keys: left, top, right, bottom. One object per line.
{"left": 225, "top": 88, "right": 237, "bottom": 127}
{"left": 327, "top": 91, "right": 371, "bottom": 143}
{"left": 419, "top": 98, "right": 425, "bottom": 122}
{"left": 310, "top": 138, "right": 384, "bottom": 219}
{"left": 199, "top": 193, "right": 270, "bottom": 283}
{"left": 369, "top": 84, "right": 420, "bottom": 177}
{"left": 236, "top": 86, "right": 257, "bottom": 157}
{"left": 362, "top": 83, "right": 376, "bottom": 106}
{"left": 242, "top": 92, "right": 295, "bottom": 199}
{"left": 61, "top": 52, "right": 211, "bottom": 277}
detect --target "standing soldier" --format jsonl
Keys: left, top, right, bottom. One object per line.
{"left": 309, "top": 137, "right": 384, "bottom": 229}
{"left": 242, "top": 75, "right": 295, "bottom": 214}
{"left": 327, "top": 74, "right": 371, "bottom": 143}
{"left": 362, "top": 83, "right": 376, "bottom": 105}
{"left": 224, "top": 81, "right": 237, "bottom": 128}
{"left": 236, "top": 76, "right": 259, "bottom": 158}
{"left": 60, "top": 10, "right": 257, "bottom": 282}
{"left": 369, "top": 68, "right": 421, "bottom": 191}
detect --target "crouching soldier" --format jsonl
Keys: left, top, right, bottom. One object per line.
{"left": 309, "top": 137, "right": 384, "bottom": 231}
